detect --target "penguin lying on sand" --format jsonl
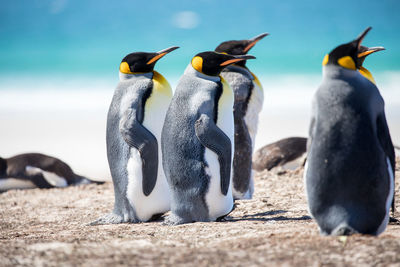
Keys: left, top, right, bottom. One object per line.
{"left": 0, "top": 153, "right": 102, "bottom": 192}
{"left": 305, "top": 27, "right": 395, "bottom": 236}
{"left": 91, "top": 46, "right": 178, "bottom": 225}
{"left": 253, "top": 137, "right": 307, "bottom": 172}
{"left": 162, "top": 51, "right": 255, "bottom": 225}
{"left": 215, "top": 33, "right": 268, "bottom": 200}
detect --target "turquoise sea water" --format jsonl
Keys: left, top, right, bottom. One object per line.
{"left": 1, "top": 0, "right": 399, "bottom": 79}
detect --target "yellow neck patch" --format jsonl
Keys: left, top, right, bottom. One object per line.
{"left": 250, "top": 71, "right": 263, "bottom": 92}
{"left": 152, "top": 71, "right": 172, "bottom": 97}
{"left": 322, "top": 54, "right": 329, "bottom": 66}
{"left": 359, "top": 66, "right": 376, "bottom": 85}
{"left": 120, "top": 62, "right": 133, "bottom": 74}
{"left": 219, "top": 76, "right": 233, "bottom": 107}
{"left": 337, "top": 56, "right": 356, "bottom": 70}
{"left": 191, "top": 56, "right": 203, "bottom": 73}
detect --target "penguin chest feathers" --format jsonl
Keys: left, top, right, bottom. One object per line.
{"left": 124, "top": 71, "right": 172, "bottom": 222}
{"left": 244, "top": 73, "right": 264, "bottom": 144}
{"left": 142, "top": 71, "right": 173, "bottom": 138}
{"left": 222, "top": 67, "right": 264, "bottom": 144}
{"left": 204, "top": 78, "right": 234, "bottom": 220}
{"left": 216, "top": 78, "right": 235, "bottom": 140}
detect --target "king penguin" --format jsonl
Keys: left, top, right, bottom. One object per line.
{"left": 0, "top": 153, "right": 102, "bottom": 192}
{"left": 161, "top": 51, "right": 255, "bottom": 225}
{"left": 305, "top": 27, "right": 395, "bottom": 236}
{"left": 215, "top": 33, "right": 268, "bottom": 200}
{"left": 91, "top": 46, "right": 179, "bottom": 225}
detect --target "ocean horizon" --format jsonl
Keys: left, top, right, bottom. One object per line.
{"left": 1, "top": 1, "right": 399, "bottom": 77}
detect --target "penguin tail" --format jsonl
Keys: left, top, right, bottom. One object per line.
{"left": 331, "top": 223, "right": 357, "bottom": 236}
{"left": 73, "top": 174, "right": 105, "bottom": 185}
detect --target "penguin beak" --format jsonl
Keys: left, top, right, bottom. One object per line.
{"left": 243, "top": 32, "right": 269, "bottom": 53}
{"left": 354, "top": 27, "right": 372, "bottom": 49}
{"left": 358, "top": 46, "right": 385, "bottom": 58}
{"left": 220, "top": 55, "right": 256, "bottom": 66}
{"left": 147, "top": 46, "right": 180, "bottom": 65}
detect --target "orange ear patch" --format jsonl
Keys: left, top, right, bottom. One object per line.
{"left": 120, "top": 62, "right": 132, "bottom": 74}
{"left": 322, "top": 54, "right": 329, "bottom": 66}
{"left": 191, "top": 56, "right": 203, "bottom": 73}
{"left": 338, "top": 56, "right": 356, "bottom": 70}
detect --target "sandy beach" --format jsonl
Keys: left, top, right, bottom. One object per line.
{"left": 0, "top": 75, "right": 399, "bottom": 266}
{"left": 0, "top": 157, "right": 399, "bottom": 266}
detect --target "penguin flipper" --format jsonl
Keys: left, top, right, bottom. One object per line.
{"left": 306, "top": 117, "right": 316, "bottom": 152}
{"left": 24, "top": 167, "right": 54, "bottom": 189}
{"left": 25, "top": 166, "right": 68, "bottom": 188}
{"left": 195, "top": 114, "right": 231, "bottom": 196}
{"left": 376, "top": 112, "right": 396, "bottom": 212}
{"left": 120, "top": 109, "right": 158, "bottom": 196}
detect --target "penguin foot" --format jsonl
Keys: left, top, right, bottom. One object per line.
{"left": 389, "top": 217, "right": 399, "bottom": 224}
{"left": 162, "top": 214, "right": 190, "bottom": 226}
{"left": 88, "top": 213, "right": 124, "bottom": 226}
{"left": 331, "top": 224, "right": 357, "bottom": 236}
{"left": 216, "top": 216, "right": 228, "bottom": 222}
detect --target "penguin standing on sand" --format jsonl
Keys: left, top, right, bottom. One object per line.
{"left": 215, "top": 33, "right": 268, "bottom": 199}
{"left": 162, "top": 51, "right": 255, "bottom": 225}
{"left": 91, "top": 46, "right": 179, "bottom": 225}
{"left": 305, "top": 27, "right": 395, "bottom": 236}
{"left": 0, "top": 153, "right": 101, "bottom": 192}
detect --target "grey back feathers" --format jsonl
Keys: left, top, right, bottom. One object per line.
{"left": 106, "top": 74, "right": 154, "bottom": 220}
{"left": 306, "top": 65, "right": 395, "bottom": 235}
{"left": 162, "top": 64, "right": 233, "bottom": 224}
{"left": 162, "top": 69, "right": 218, "bottom": 222}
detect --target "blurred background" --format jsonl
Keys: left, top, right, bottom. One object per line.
{"left": 1, "top": 0, "right": 399, "bottom": 180}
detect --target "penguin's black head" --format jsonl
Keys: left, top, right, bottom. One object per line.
{"left": 119, "top": 46, "right": 179, "bottom": 74}
{"left": 323, "top": 27, "right": 373, "bottom": 70}
{"left": 357, "top": 45, "right": 385, "bottom": 67}
{"left": 0, "top": 157, "right": 7, "bottom": 177}
{"left": 191, "top": 51, "right": 256, "bottom": 76}
{"left": 215, "top": 33, "right": 268, "bottom": 67}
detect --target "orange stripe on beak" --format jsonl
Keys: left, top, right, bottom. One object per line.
{"left": 147, "top": 52, "right": 167, "bottom": 65}
{"left": 220, "top": 58, "right": 245, "bottom": 66}
{"left": 243, "top": 41, "right": 257, "bottom": 53}
{"left": 358, "top": 50, "right": 376, "bottom": 58}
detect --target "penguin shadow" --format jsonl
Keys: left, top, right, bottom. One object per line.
{"left": 225, "top": 210, "right": 312, "bottom": 223}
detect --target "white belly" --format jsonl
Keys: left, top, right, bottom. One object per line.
{"left": 204, "top": 83, "right": 234, "bottom": 220}
{"left": 0, "top": 178, "right": 36, "bottom": 191}
{"left": 204, "top": 149, "right": 234, "bottom": 220}
{"left": 125, "top": 91, "right": 171, "bottom": 222}
{"left": 244, "top": 81, "right": 264, "bottom": 146}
